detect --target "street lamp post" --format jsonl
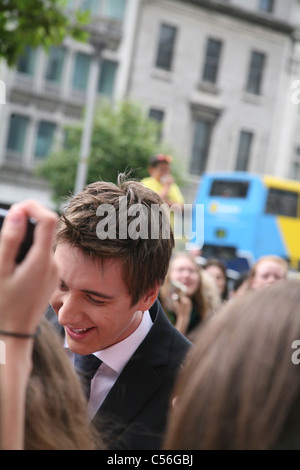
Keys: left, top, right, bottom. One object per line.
{"left": 73, "top": 16, "right": 122, "bottom": 194}
{"left": 74, "top": 47, "right": 101, "bottom": 194}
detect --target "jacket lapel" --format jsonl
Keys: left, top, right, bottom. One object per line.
{"left": 99, "top": 352, "right": 162, "bottom": 423}
{"left": 93, "top": 300, "right": 171, "bottom": 431}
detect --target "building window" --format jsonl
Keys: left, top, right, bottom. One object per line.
{"left": 235, "top": 130, "right": 253, "bottom": 171}
{"left": 72, "top": 52, "right": 91, "bottom": 92}
{"left": 34, "top": 121, "right": 56, "bottom": 158}
{"left": 66, "top": 0, "right": 76, "bottom": 9}
{"left": 79, "top": 0, "right": 126, "bottom": 20}
{"left": 149, "top": 108, "right": 164, "bottom": 123}
{"left": 291, "top": 161, "right": 300, "bottom": 180}
{"left": 155, "top": 24, "right": 177, "bottom": 72}
{"left": 80, "top": 0, "right": 99, "bottom": 14}
{"left": 106, "top": 0, "right": 126, "bottom": 20}
{"left": 258, "top": 0, "right": 274, "bottom": 13}
{"left": 202, "top": 38, "right": 222, "bottom": 84}
{"left": 17, "top": 46, "right": 37, "bottom": 76}
{"left": 190, "top": 118, "right": 213, "bottom": 175}
{"left": 98, "top": 59, "right": 118, "bottom": 97}
{"left": 246, "top": 51, "right": 265, "bottom": 95}
{"left": 149, "top": 108, "right": 165, "bottom": 141}
{"left": 45, "top": 46, "right": 66, "bottom": 84}
{"left": 6, "top": 114, "right": 29, "bottom": 157}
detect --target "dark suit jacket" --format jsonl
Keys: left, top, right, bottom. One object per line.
{"left": 45, "top": 299, "right": 191, "bottom": 450}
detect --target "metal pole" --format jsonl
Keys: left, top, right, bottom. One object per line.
{"left": 74, "top": 51, "right": 100, "bottom": 194}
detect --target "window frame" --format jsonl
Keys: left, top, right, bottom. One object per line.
{"left": 258, "top": 0, "right": 274, "bottom": 13}
{"left": 6, "top": 114, "right": 30, "bottom": 158}
{"left": 34, "top": 120, "right": 56, "bottom": 159}
{"left": 155, "top": 23, "right": 177, "bottom": 72}
{"left": 246, "top": 50, "right": 266, "bottom": 95}
{"left": 235, "top": 130, "right": 254, "bottom": 172}
{"left": 98, "top": 59, "right": 118, "bottom": 98}
{"left": 202, "top": 38, "right": 223, "bottom": 84}
{"left": 190, "top": 117, "right": 213, "bottom": 175}
{"left": 72, "top": 52, "right": 92, "bottom": 92}
{"left": 45, "top": 46, "right": 66, "bottom": 85}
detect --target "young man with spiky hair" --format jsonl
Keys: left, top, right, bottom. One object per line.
{"left": 46, "top": 175, "right": 191, "bottom": 450}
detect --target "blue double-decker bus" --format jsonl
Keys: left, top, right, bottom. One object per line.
{"left": 193, "top": 171, "right": 300, "bottom": 272}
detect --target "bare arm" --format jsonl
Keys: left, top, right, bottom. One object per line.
{"left": 0, "top": 201, "right": 58, "bottom": 449}
{"left": 157, "top": 175, "right": 183, "bottom": 210}
{"left": 171, "top": 295, "right": 192, "bottom": 335}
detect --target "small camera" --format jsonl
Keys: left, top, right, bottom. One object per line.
{"left": 0, "top": 208, "right": 35, "bottom": 264}
{"left": 170, "top": 279, "right": 188, "bottom": 295}
{"left": 170, "top": 279, "right": 188, "bottom": 301}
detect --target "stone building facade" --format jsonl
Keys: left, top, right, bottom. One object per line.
{"left": 1, "top": 0, "right": 300, "bottom": 207}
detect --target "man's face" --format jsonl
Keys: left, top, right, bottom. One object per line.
{"left": 50, "top": 242, "right": 156, "bottom": 355}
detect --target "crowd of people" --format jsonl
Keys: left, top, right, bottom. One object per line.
{"left": 163, "top": 277, "right": 300, "bottom": 450}
{"left": 0, "top": 157, "right": 299, "bottom": 451}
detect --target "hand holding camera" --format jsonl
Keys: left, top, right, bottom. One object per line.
{"left": 0, "top": 201, "right": 59, "bottom": 449}
{"left": 169, "top": 279, "right": 192, "bottom": 330}
{"left": 170, "top": 279, "right": 188, "bottom": 302}
{"left": 160, "top": 174, "right": 174, "bottom": 186}
{"left": 0, "top": 200, "right": 59, "bottom": 337}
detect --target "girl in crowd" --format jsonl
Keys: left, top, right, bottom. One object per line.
{"left": 204, "top": 258, "right": 229, "bottom": 302}
{"left": 164, "top": 278, "right": 300, "bottom": 449}
{"left": 248, "top": 255, "right": 289, "bottom": 289}
{"left": 159, "top": 252, "right": 220, "bottom": 339}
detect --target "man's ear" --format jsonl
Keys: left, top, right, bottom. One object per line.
{"left": 138, "top": 284, "right": 160, "bottom": 311}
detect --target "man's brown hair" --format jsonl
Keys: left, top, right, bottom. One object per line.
{"left": 55, "top": 175, "right": 174, "bottom": 306}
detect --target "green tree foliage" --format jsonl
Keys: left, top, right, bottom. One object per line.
{"left": 0, "top": 0, "right": 89, "bottom": 66}
{"left": 36, "top": 99, "right": 183, "bottom": 206}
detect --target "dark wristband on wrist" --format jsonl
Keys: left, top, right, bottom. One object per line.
{"left": 0, "top": 325, "right": 41, "bottom": 339}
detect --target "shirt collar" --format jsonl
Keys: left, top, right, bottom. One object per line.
{"left": 64, "top": 310, "right": 153, "bottom": 375}
{"left": 94, "top": 310, "right": 153, "bottom": 374}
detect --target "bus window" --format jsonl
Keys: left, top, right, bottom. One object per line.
{"left": 210, "top": 180, "right": 250, "bottom": 198}
{"left": 265, "top": 188, "right": 298, "bottom": 218}
{"left": 202, "top": 245, "right": 237, "bottom": 260}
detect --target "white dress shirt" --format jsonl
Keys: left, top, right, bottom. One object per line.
{"left": 64, "top": 310, "right": 153, "bottom": 419}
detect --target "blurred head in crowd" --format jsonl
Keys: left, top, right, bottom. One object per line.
{"left": 249, "top": 255, "right": 288, "bottom": 289}
{"left": 147, "top": 154, "right": 173, "bottom": 182}
{"left": 204, "top": 258, "right": 228, "bottom": 301}
{"left": 163, "top": 279, "right": 300, "bottom": 450}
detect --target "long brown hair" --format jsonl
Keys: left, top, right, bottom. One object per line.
{"left": 164, "top": 279, "right": 300, "bottom": 449}
{"left": 25, "top": 317, "right": 104, "bottom": 450}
